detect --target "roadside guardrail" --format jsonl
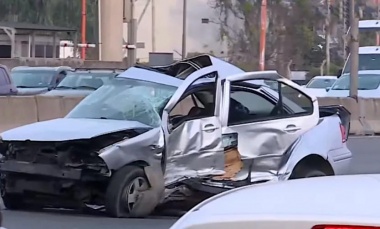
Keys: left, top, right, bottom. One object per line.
{"left": 0, "top": 95, "right": 378, "bottom": 135}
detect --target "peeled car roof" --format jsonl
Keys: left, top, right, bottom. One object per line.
{"left": 117, "top": 55, "right": 244, "bottom": 87}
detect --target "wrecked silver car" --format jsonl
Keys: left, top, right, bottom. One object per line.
{"left": 0, "top": 55, "right": 352, "bottom": 218}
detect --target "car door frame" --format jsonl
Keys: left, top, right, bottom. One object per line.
{"left": 161, "top": 67, "right": 225, "bottom": 184}
{"left": 219, "top": 71, "right": 319, "bottom": 181}
{"left": 0, "top": 65, "right": 16, "bottom": 95}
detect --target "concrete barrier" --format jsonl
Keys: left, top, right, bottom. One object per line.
{"left": 362, "top": 98, "right": 380, "bottom": 134}
{"left": 35, "top": 95, "right": 64, "bottom": 121}
{"left": 0, "top": 96, "right": 38, "bottom": 132}
{"left": 317, "top": 97, "right": 375, "bottom": 135}
{"left": 35, "top": 95, "right": 85, "bottom": 121}
{"left": 1, "top": 94, "right": 380, "bottom": 135}
{"left": 0, "top": 95, "right": 85, "bottom": 132}
{"left": 61, "top": 96, "right": 85, "bottom": 115}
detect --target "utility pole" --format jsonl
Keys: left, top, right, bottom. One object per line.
{"left": 181, "top": 0, "right": 187, "bottom": 60}
{"left": 343, "top": 0, "right": 350, "bottom": 60}
{"left": 127, "top": 0, "right": 137, "bottom": 67}
{"left": 326, "top": 0, "right": 331, "bottom": 75}
{"left": 152, "top": 0, "right": 156, "bottom": 52}
{"left": 377, "top": 0, "right": 380, "bottom": 45}
{"left": 349, "top": 0, "right": 358, "bottom": 98}
{"left": 259, "top": 0, "right": 267, "bottom": 71}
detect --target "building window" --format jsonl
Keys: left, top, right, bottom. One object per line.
{"left": 31, "top": 45, "right": 60, "bottom": 58}
{"left": 34, "top": 45, "right": 45, "bottom": 58}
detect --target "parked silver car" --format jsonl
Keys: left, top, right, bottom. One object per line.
{"left": 44, "top": 68, "right": 122, "bottom": 97}
{"left": 0, "top": 55, "right": 352, "bottom": 218}
{"left": 11, "top": 66, "right": 72, "bottom": 95}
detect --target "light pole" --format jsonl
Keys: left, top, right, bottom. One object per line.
{"left": 181, "top": 0, "right": 187, "bottom": 59}
{"left": 152, "top": 0, "right": 156, "bottom": 52}
{"left": 325, "top": 0, "right": 330, "bottom": 75}
{"left": 349, "top": 0, "right": 358, "bottom": 98}
{"left": 126, "top": 0, "right": 137, "bottom": 67}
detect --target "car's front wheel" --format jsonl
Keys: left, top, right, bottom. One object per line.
{"left": 105, "top": 165, "right": 151, "bottom": 218}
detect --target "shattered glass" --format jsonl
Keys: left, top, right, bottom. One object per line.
{"left": 67, "top": 78, "right": 177, "bottom": 127}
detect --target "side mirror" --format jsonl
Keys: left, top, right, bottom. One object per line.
{"left": 325, "top": 87, "right": 331, "bottom": 92}
{"left": 336, "top": 69, "right": 343, "bottom": 77}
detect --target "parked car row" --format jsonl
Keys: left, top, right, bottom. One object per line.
{"left": 0, "top": 65, "right": 123, "bottom": 97}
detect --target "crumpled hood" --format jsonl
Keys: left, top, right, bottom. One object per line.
{"left": 17, "top": 88, "right": 49, "bottom": 95}
{"left": 1, "top": 118, "right": 151, "bottom": 141}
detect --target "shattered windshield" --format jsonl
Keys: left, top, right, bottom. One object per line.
{"left": 66, "top": 78, "right": 177, "bottom": 127}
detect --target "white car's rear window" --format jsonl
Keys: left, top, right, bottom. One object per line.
{"left": 306, "top": 78, "right": 336, "bottom": 89}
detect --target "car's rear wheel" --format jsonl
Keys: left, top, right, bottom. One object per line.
{"left": 2, "top": 193, "right": 24, "bottom": 210}
{"left": 105, "top": 165, "right": 150, "bottom": 218}
{"left": 290, "top": 166, "right": 328, "bottom": 179}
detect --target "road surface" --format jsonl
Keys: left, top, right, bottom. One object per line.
{"left": 3, "top": 136, "right": 380, "bottom": 229}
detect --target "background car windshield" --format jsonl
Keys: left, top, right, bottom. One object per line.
{"left": 306, "top": 78, "right": 336, "bottom": 88}
{"left": 343, "top": 54, "right": 380, "bottom": 73}
{"left": 57, "top": 72, "right": 113, "bottom": 90}
{"left": 331, "top": 74, "right": 380, "bottom": 90}
{"left": 11, "top": 70, "right": 55, "bottom": 88}
{"left": 66, "top": 78, "right": 177, "bottom": 127}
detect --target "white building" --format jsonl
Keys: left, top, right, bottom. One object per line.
{"left": 125, "top": 0, "right": 228, "bottom": 61}
{"left": 0, "top": 22, "right": 76, "bottom": 58}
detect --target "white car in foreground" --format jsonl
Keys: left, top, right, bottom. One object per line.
{"left": 304, "top": 76, "right": 337, "bottom": 97}
{"left": 170, "top": 174, "right": 380, "bottom": 229}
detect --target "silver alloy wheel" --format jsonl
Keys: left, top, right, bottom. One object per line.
{"left": 125, "top": 177, "right": 149, "bottom": 212}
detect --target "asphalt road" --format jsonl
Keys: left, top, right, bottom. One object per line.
{"left": 3, "top": 136, "right": 380, "bottom": 229}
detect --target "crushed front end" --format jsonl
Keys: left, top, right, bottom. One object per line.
{"left": 0, "top": 130, "right": 139, "bottom": 209}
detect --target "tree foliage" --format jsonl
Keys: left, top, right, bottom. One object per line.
{"left": 209, "top": 0, "right": 377, "bottom": 77}
{"left": 0, "top": 0, "right": 99, "bottom": 43}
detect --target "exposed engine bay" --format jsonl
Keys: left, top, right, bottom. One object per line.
{"left": 0, "top": 128, "right": 150, "bottom": 209}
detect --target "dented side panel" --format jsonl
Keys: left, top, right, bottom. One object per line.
{"left": 164, "top": 117, "right": 225, "bottom": 185}
{"left": 99, "top": 127, "right": 164, "bottom": 171}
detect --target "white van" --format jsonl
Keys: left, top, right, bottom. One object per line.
{"left": 340, "top": 46, "right": 380, "bottom": 75}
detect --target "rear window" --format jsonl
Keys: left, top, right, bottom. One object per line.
{"left": 343, "top": 54, "right": 380, "bottom": 73}
{"left": 331, "top": 74, "right": 380, "bottom": 90}
{"left": 57, "top": 72, "right": 114, "bottom": 89}
{"left": 306, "top": 78, "right": 336, "bottom": 88}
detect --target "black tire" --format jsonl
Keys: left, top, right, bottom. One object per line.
{"left": 2, "top": 193, "right": 24, "bottom": 210}
{"left": 290, "top": 166, "right": 328, "bottom": 179}
{"left": 105, "top": 165, "right": 150, "bottom": 218}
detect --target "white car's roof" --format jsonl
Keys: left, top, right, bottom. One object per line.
{"left": 171, "top": 174, "right": 380, "bottom": 228}
{"left": 342, "top": 70, "right": 380, "bottom": 75}
{"left": 312, "top": 76, "right": 337, "bottom": 79}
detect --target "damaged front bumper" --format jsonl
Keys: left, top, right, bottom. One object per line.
{"left": 0, "top": 161, "right": 82, "bottom": 180}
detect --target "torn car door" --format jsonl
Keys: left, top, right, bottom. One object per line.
{"left": 220, "top": 71, "right": 319, "bottom": 181}
{"left": 162, "top": 67, "right": 224, "bottom": 185}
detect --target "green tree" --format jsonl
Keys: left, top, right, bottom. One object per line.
{"left": 0, "top": 0, "right": 98, "bottom": 43}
